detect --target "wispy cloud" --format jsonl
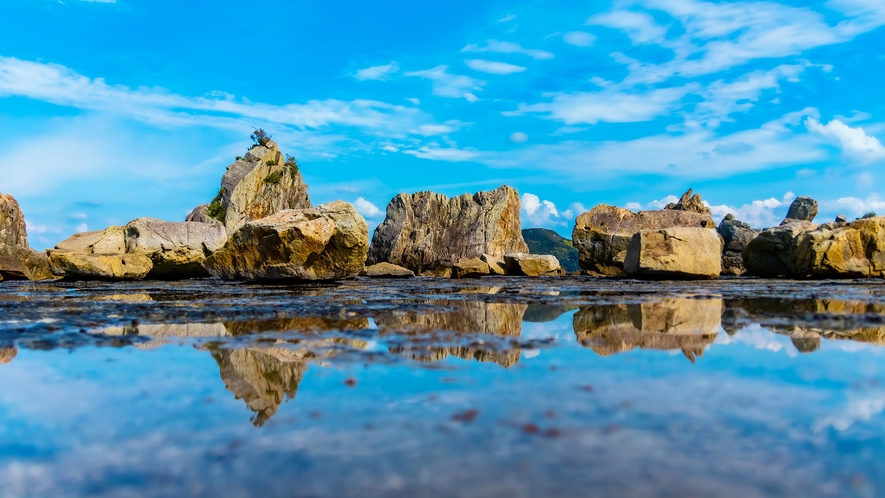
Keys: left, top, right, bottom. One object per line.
{"left": 404, "top": 65, "right": 485, "bottom": 102}
{"left": 353, "top": 62, "right": 399, "bottom": 81}
{"left": 462, "top": 40, "right": 554, "bottom": 60}
{"left": 562, "top": 31, "right": 596, "bottom": 47}
{"left": 464, "top": 59, "right": 526, "bottom": 75}
{"left": 806, "top": 117, "right": 885, "bottom": 160}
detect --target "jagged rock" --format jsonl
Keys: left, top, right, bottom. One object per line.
{"left": 452, "top": 257, "right": 490, "bottom": 278}
{"left": 664, "top": 188, "right": 711, "bottom": 215}
{"left": 47, "top": 252, "right": 153, "bottom": 280}
{"left": 718, "top": 217, "right": 760, "bottom": 276}
{"left": 504, "top": 253, "right": 564, "bottom": 276}
{"left": 125, "top": 218, "right": 227, "bottom": 278}
{"left": 782, "top": 196, "right": 818, "bottom": 223}
{"left": 25, "top": 249, "right": 54, "bottom": 281}
{"left": 481, "top": 253, "right": 508, "bottom": 275}
{"left": 367, "top": 186, "right": 528, "bottom": 273}
{"left": 0, "top": 193, "right": 31, "bottom": 280}
{"left": 213, "top": 141, "right": 312, "bottom": 233}
{"left": 185, "top": 204, "right": 222, "bottom": 225}
{"left": 572, "top": 205, "right": 716, "bottom": 277}
{"left": 835, "top": 214, "right": 848, "bottom": 223}
{"left": 206, "top": 201, "right": 368, "bottom": 281}
{"left": 360, "top": 262, "right": 415, "bottom": 278}
{"left": 742, "top": 221, "right": 817, "bottom": 277}
{"left": 624, "top": 227, "right": 722, "bottom": 279}
{"left": 419, "top": 260, "right": 453, "bottom": 278}
{"left": 573, "top": 298, "right": 722, "bottom": 362}
{"left": 794, "top": 217, "right": 885, "bottom": 278}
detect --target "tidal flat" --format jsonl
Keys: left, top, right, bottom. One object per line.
{"left": 2, "top": 277, "right": 885, "bottom": 497}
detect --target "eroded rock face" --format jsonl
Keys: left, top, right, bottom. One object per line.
{"left": 125, "top": 218, "right": 227, "bottom": 278}
{"left": 216, "top": 141, "right": 311, "bottom": 233}
{"left": 206, "top": 201, "right": 368, "bottom": 281}
{"left": 504, "top": 253, "right": 564, "bottom": 276}
{"left": 360, "top": 262, "right": 415, "bottom": 278}
{"left": 572, "top": 205, "right": 716, "bottom": 277}
{"left": 741, "top": 221, "right": 816, "bottom": 277}
{"left": 48, "top": 252, "right": 153, "bottom": 280}
{"left": 795, "top": 217, "right": 885, "bottom": 278}
{"left": 573, "top": 298, "right": 723, "bottom": 362}
{"left": 0, "top": 193, "right": 31, "bottom": 280}
{"left": 664, "top": 188, "right": 711, "bottom": 215}
{"left": 718, "top": 216, "right": 759, "bottom": 276}
{"left": 783, "top": 196, "right": 818, "bottom": 223}
{"left": 367, "top": 186, "right": 528, "bottom": 273}
{"left": 624, "top": 227, "right": 722, "bottom": 279}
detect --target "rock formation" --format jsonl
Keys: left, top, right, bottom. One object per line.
{"left": 359, "top": 262, "right": 415, "bottom": 278}
{"left": 504, "top": 253, "right": 564, "bottom": 276}
{"left": 481, "top": 253, "right": 508, "bottom": 275}
{"left": 782, "top": 196, "right": 818, "bottom": 223}
{"left": 125, "top": 218, "right": 227, "bottom": 278}
{"left": 198, "top": 141, "right": 311, "bottom": 233}
{"left": 452, "top": 257, "right": 490, "bottom": 278}
{"left": 367, "top": 186, "right": 528, "bottom": 274}
{"left": 206, "top": 201, "right": 368, "bottom": 281}
{"left": 624, "top": 227, "right": 722, "bottom": 279}
{"left": 718, "top": 215, "right": 759, "bottom": 275}
{"left": 185, "top": 204, "right": 222, "bottom": 225}
{"left": 573, "top": 298, "right": 722, "bottom": 362}
{"left": 572, "top": 204, "right": 716, "bottom": 277}
{"left": 741, "top": 221, "right": 816, "bottom": 277}
{"left": 0, "top": 192, "right": 53, "bottom": 281}
{"left": 664, "top": 188, "right": 711, "bottom": 215}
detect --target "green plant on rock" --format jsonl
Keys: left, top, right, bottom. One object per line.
{"left": 235, "top": 155, "right": 242, "bottom": 161}
{"left": 285, "top": 154, "right": 299, "bottom": 176}
{"left": 206, "top": 187, "right": 226, "bottom": 222}
{"left": 266, "top": 159, "right": 278, "bottom": 166}
{"left": 264, "top": 171, "right": 282, "bottom": 185}
{"left": 250, "top": 129, "right": 272, "bottom": 149}
{"left": 862, "top": 211, "right": 878, "bottom": 219}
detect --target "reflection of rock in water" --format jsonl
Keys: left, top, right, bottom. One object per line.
{"left": 790, "top": 336, "right": 821, "bottom": 353}
{"left": 523, "top": 304, "right": 576, "bottom": 323}
{"left": 376, "top": 301, "right": 527, "bottom": 367}
{"left": 224, "top": 317, "right": 369, "bottom": 336}
{"left": 0, "top": 348, "right": 16, "bottom": 364}
{"left": 573, "top": 298, "right": 723, "bottom": 362}
{"left": 211, "top": 348, "right": 307, "bottom": 427}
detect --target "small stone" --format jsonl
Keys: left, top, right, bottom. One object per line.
{"left": 503, "top": 253, "right": 564, "bottom": 276}
{"left": 360, "top": 262, "right": 415, "bottom": 278}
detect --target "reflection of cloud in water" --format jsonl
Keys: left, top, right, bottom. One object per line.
{"left": 714, "top": 324, "right": 797, "bottom": 356}
{"left": 573, "top": 298, "right": 722, "bottom": 362}
{"left": 814, "top": 392, "right": 885, "bottom": 432}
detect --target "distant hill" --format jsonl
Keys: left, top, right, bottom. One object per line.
{"left": 522, "top": 228, "right": 580, "bottom": 272}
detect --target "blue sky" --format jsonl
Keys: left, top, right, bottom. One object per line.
{"left": 1, "top": 0, "right": 885, "bottom": 247}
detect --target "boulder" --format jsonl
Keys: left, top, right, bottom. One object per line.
{"left": 185, "top": 204, "right": 222, "bottom": 225}
{"left": 206, "top": 201, "right": 368, "bottom": 281}
{"left": 718, "top": 216, "right": 760, "bottom": 276}
{"left": 572, "top": 205, "right": 716, "bottom": 277}
{"left": 25, "top": 249, "right": 55, "bottom": 281}
{"left": 624, "top": 227, "right": 722, "bottom": 279}
{"left": 419, "top": 260, "right": 453, "bottom": 278}
{"left": 47, "top": 252, "right": 153, "bottom": 280}
{"left": 360, "top": 262, "right": 415, "bottom": 278}
{"left": 452, "top": 258, "right": 490, "bottom": 278}
{"left": 835, "top": 214, "right": 848, "bottom": 223}
{"left": 664, "top": 188, "right": 711, "bottom": 215}
{"left": 0, "top": 193, "right": 31, "bottom": 280}
{"left": 367, "top": 186, "right": 528, "bottom": 273}
{"left": 125, "top": 218, "right": 227, "bottom": 278}
{"left": 213, "top": 141, "right": 312, "bottom": 233}
{"left": 794, "top": 217, "right": 885, "bottom": 278}
{"left": 481, "top": 253, "right": 508, "bottom": 275}
{"left": 504, "top": 253, "right": 564, "bottom": 276}
{"left": 782, "top": 196, "right": 818, "bottom": 223}
{"left": 742, "top": 221, "right": 817, "bottom": 277}
{"left": 55, "top": 227, "right": 126, "bottom": 254}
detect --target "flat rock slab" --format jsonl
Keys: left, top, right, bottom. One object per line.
{"left": 360, "top": 263, "right": 415, "bottom": 278}
{"left": 47, "top": 252, "right": 153, "bottom": 280}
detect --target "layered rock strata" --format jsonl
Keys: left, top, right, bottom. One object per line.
{"left": 367, "top": 186, "right": 528, "bottom": 274}
{"left": 0, "top": 192, "right": 52, "bottom": 281}
{"left": 206, "top": 201, "right": 368, "bottom": 281}
{"left": 125, "top": 218, "right": 227, "bottom": 278}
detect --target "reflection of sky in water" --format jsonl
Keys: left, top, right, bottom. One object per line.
{"left": 3, "top": 281, "right": 885, "bottom": 496}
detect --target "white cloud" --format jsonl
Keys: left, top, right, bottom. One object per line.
{"left": 563, "top": 31, "right": 596, "bottom": 47}
{"left": 70, "top": 213, "right": 88, "bottom": 220}
{"left": 404, "top": 65, "right": 485, "bottom": 101}
{"left": 353, "top": 62, "right": 399, "bottom": 81}
{"left": 647, "top": 195, "right": 679, "bottom": 210}
{"left": 405, "top": 97, "right": 420, "bottom": 105}
{"left": 353, "top": 197, "right": 383, "bottom": 218}
{"left": 805, "top": 117, "right": 885, "bottom": 160}
{"left": 831, "top": 195, "right": 885, "bottom": 218}
{"left": 402, "top": 145, "right": 477, "bottom": 162}
{"left": 587, "top": 10, "right": 667, "bottom": 45}
{"left": 26, "top": 221, "right": 48, "bottom": 234}
{"left": 498, "top": 14, "right": 516, "bottom": 22}
{"left": 705, "top": 192, "right": 796, "bottom": 227}
{"left": 814, "top": 392, "right": 885, "bottom": 432}
{"left": 510, "top": 132, "right": 528, "bottom": 143}
{"left": 521, "top": 194, "right": 583, "bottom": 228}
{"left": 75, "top": 223, "right": 88, "bottom": 233}
{"left": 464, "top": 59, "right": 526, "bottom": 75}
{"left": 461, "top": 40, "right": 554, "bottom": 60}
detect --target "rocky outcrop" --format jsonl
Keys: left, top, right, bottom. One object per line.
{"left": 504, "top": 253, "right": 564, "bottom": 276}
{"left": 572, "top": 205, "right": 716, "bottom": 277}
{"left": 124, "top": 218, "right": 227, "bottom": 278}
{"left": 48, "top": 252, "right": 154, "bottom": 280}
{"left": 624, "top": 227, "right": 722, "bottom": 279}
{"left": 664, "top": 188, "right": 711, "bottom": 215}
{"left": 367, "top": 186, "right": 528, "bottom": 273}
{"left": 741, "top": 221, "right": 816, "bottom": 277}
{"left": 202, "top": 141, "right": 312, "bottom": 233}
{"left": 573, "top": 298, "right": 722, "bottom": 362}
{"left": 360, "top": 262, "right": 415, "bottom": 278}
{"left": 185, "top": 204, "right": 222, "bottom": 225}
{"left": 24, "top": 249, "right": 54, "bottom": 281}
{"left": 452, "top": 258, "right": 490, "bottom": 278}
{"left": 783, "top": 196, "right": 818, "bottom": 223}
{"left": 0, "top": 193, "right": 33, "bottom": 280}
{"left": 206, "top": 201, "right": 368, "bottom": 281}
{"left": 718, "top": 215, "right": 759, "bottom": 275}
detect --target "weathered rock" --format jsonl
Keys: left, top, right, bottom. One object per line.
{"left": 794, "top": 217, "right": 885, "bottom": 278}
{"left": 452, "top": 258, "right": 490, "bottom": 278}
{"left": 504, "top": 253, "right": 564, "bottom": 276}
{"left": 47, "top": 252, "right": 153, "bottom": 280}
{"left": 481, "top": 253, "right": 508, "bottom": 275}
{"left": 742, "top": 221, "right": 817, "bottom": 277}
{"left": 0, "top": 193, "right": 30, "bottom": 280}
{"left": 360, "top": 262, "right": 415, "bottom": 278}
{"left": 206, "top": 201, "right": 368, "bottom": 281}
{"left": 125, "top": 218, "right": 227, "bottom": 278}
{"left": 25, "top": 249, "right": 55, "bottom": 281}
{"left": 367, "top": 186, "right": 528, "bottom": 273}
{"left": 718, "top": 217, "right": 760, "bottom": 276}
{"left": 56, "top": 227, "right": 126, "bottom": 254}
{"left": 782, "top": 196, "right": 818, "bottom": 223}
{"left": 419, "top": 260, "right": 453, "bottom": 278}
{"left": 214, "top": 141, "right": 312, "bottom": 233}
{"left": 835, "top": 214, "right": 848, "bottom": 223}
{"left": 572, "top": 205, "right": 716, "bottom": 277}
{"left": 624, "top": 227, "right": 722, "bottom": 279}
{"left": 185, "top": 204, "right": 223, "bottom": 225}
{"left": 664, "top": 188, "right": 711, "bottom": 215}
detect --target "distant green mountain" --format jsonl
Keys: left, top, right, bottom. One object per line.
{"left": 521, "top": 228, "right": 580, "bottom": 273}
